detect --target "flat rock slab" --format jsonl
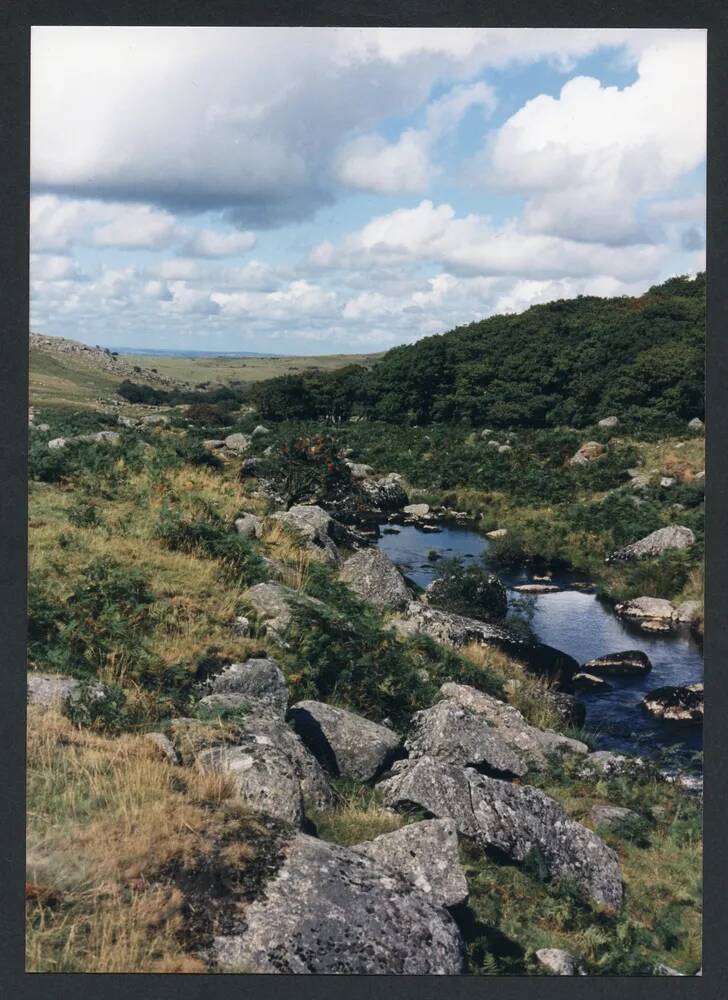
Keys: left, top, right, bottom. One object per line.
{"left": 213, "top": 833, "right": 465, "bottom": 974}
{"left": 405, "top": 699, "right": 527, "bottom": 777}
{"left": 378, "top": 756, "right": 622, "bottom": 909}
{"left": 581, "top": 650, "right": 652, "bottom": 677}
{"left": 339, "top": 547, "right": 413, "bottom": 611}
{"left": 352, "top": 818, "right": 468, "bottom": 908}
{"left": 288, "top": 700, "right": 402, "bottom": 782}
{"left": 437, "top": 683, "right": 587, "bottom": 770}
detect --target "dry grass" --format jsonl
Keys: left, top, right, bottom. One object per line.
{"left": 309, "top": 785, "right": 407, "bottom": 846}
{"left": 26, "top": 706, "right": 265, "bottom": 972}
{"left": 630, "top": 436, "right": 705, "bottom": 480}
{"left": 257, "top": 519, "right": 314, "bottom": 590}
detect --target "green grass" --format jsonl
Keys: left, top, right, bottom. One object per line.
{"left": 120, "top": 351, "right": 383, "bottom": 386}
{"left": 30, "top": 348, "right": 122, "bottom": 409}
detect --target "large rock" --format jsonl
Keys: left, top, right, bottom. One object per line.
{"left": 687, "top": 417, "right": 704, "bottom": 432}
{"left": 673, "top": 600, "right": 701, "bottom": 623}
{"left": 437, "top": 683, "right": 588, "bottom": 770}
{"left": 48, "top": 430, "right": 121, "bottom": 450}
{"left": 572, "top": 672, "right": 613, "bottom": 692}
{"left": 378, "top": 757, "right": 622, "bottom": 909}
{"left": 269, "top": 505, "right": 341, "bottom": 564}
{"left": 339, "top": 547, "right": 412, "bottom": 611}
{"left": 641, "top": 684, "right": 703, "bottom": 724}
{"left": 615, "top": 596, "right": 675, "bottom": 626}
{"left": 27, "top": 672, "right": 79, "bottom": 708}
{"left": 287, "top": 700, "right": 402, "bottom": 782}
{"left": 609, "top": 525, "right": 695, "bottom": 562}
{"left": 403, "top": 503, "right": 431, "bottom": 519}
{"left": 359, "top": 472, "right": 409, "bottom": 511}
{"left": 580, "top": 650, "right": 652, "bottom": 677}
{"left": 241, "top": 582, "right": 329, "bottom": 642}
{"left": 536, "top": 948, "right": 587, "bottom": 975}
{"left": 597, "top": 416, "right": 619, "bottom": 429}
{"left": 352, "top": 819, "right": 468, "bottom": 908}
{"left": 405, "top": 699, "right": 527, "bottom": 778}
{"left": 233, "top": 513, "right": 262, "bottom": 538}
{"left": 198, "top": 656, "right": 288, "bottom": 718}
{"left": 569, "top": 441, "right": 605, "bottom": 466}
{"left": 213, "top": 833, "right": 465, "bottom": 974}
{"left": 198, "top": 742, "right": 304, "bottom": 826}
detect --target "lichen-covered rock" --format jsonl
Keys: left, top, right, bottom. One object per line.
{"left": 405, "top": 699, "right": 527, "bottom": 777}
{"left": 144, "top": 732, "right": 180, "bottom": 764}
{"left": 581, "top": 650, "right": 652, "bottom": 677}
{"left": 269, "top": 504, "right": 342, "bottom": 564}
{"left": 198, "top": 656, "right": 288, "bottom": 718}
{"left": 673, "top": 600, "right": 701, "bottom": 623}
{"left": 641, "top": 684, "right": 703, "bottom": 724}
{"left": 48, "top": 430, "right": 121, "bottom": 450}
{"left": 403, "top": 503, "right": 431, "bottom": 519}
{"left": 339, "top": 547, "right": 412, "bottom": 611}
{"left": 615, "top": 596, "right": 676, "bottom": 624}
{"left": 213, "top": 833, "right": 465, "bottom": 974}
{"left": 241, "top": 581, "right": 329, "bottom": 642}
{"left": 687, "top": 417, "right": 704, "bottom": 432}
{"left": 583, "top": 751, "right": 647, "bottom": 778}
{"left": 437, "top": 683, "right": 588, "bottom": 770}
{"left": 224, "top": 432, "right": 251, "bottom": 454}
{"left": 241, "top": 715, "right": 335, "bottom": 810}
{"left": 352, "top": 819, "right": 468, "bottom": 908}
{"left": 536, "top": 948, "right": 587, "bottom": 975}
{"left": 197, "top": 743, "right": 304, "bottom": 827}
{"left": 233, "top": 513, "right": 262, "bottom": 538}
{"left": 287, "top": 700, "right": 402, "bottom": 782}
{"left": 597, "top": 416, "right": 619, "bottom": 429}
{"left": 251, "top": 424, "right": 270, "bottom": 438}
{"left": 569, "top": 441, "right": 605, "bottom": 466}
{"left": 587, "top": 804, "right": 641, "bottom": 832}
{"left": 345, "top": 461, "right": 374, "bottom": 479}
{"left": 359, "top": 472, "right": 409, "bottom": 511}
{"left": 378, "top": 756, "right": 622, "bottom": 909}
{"left": 609, "top": 525, "right": 695, "bottom": 562}
{"left": 27, "top": 672, "right": 79, "bottom": 708}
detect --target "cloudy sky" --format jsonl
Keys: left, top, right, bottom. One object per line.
{"left": 30, "top": 27, "right": 706, "bottom": 354}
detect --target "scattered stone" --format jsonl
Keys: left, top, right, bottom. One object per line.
{"left": 405, "top": 700, "right": 527, "bottom": 777}
{"left": 117, "top": 414, "right": 140, "bottom": 428}
{"left": 378, "top": 757, "right": 622, "bottom": 908}
{"left": 654, "top": 963, "right": 686, "bottom": 976}
{"left": 403, "top": 503, "right": 431, "bottom": 519}
{"left": 27, "top": 672, "right": 79, "bottom": 708}
{"left": 597, "top": 416, "right": 619, "bottom": 429}
{"left": 572, "top": 672, "right": 613, "bottom": 692}
{"left": 240, "top": 457, "right": 263, "bottom": 477}
{"left": 609, "top": 525, "right": 695, "bottom": 562}
{"left": 584, "top": 751, "right": 646, "bottom": 777}
{"left": 48, "top": 430, "right": 121, "bottom": 450}
{"left": 144, "top": 732, "right": 180, "bottom": 764}
{"left": 233, "top": 513, "right": 262, "bottom": 537}
{"left": 287, "top": 700, "right": 402, "bottom": 782}
{"left": 213, "top": 833, "right": 465, "bottom": 974}
{"left": 339, "top": 547, "right": 412, "bottom": 611}
{"left": 486, "top": 528, "right": 508, "bottom": 539}
{"left": 251, "top": 424, "right": 270, "bottom": 437}
{"left": 224, "top": 432, "right": 251, "bottom": 454}
{"left": 242, "top": 581, "right": 330, "bottom": 642}
{"left": 660, "top": 476, "right": 676, "bottom": 488}
{"left": 231, "top": 615, "right": 250, "bottom": 637}
{"left": 535, "top": 948, "right": 587, "bottom": 975}
{"left": 140, "top": 414, "right": 170, "bottom": 427}
{"left": 687, "top": 417, "right": 704, "bottom": 432}
{"left": 360, "top": 472, "right": 409, "bottom": 511}
{"left": 352, "top": 818, "right": 468, "bottom": 908}
{"left": 202, "top": 438, "right": 226, "bottom": 449}
{"left": 487, "top": 440, "right": 501, "bottom": 449}
{"left": 694, "top": 469, "right": 705, "bottom": 481}
{"left": 513, "top": 583, "right": 560, "bottom": 594}
{"left": 345, "top": 461, "right": 374, "bottom": 479}
{"left": 437, "top": 683, "right": 588, "bottom": 770}
{"left": 641, "top": 684, "right": 703, "bottom": 724}
{"left": 480, "top": 429, "right": 494, "bottom": 439}
{"left": 269, "top": 504, "right": 342, "bottom": 564}
{"left": 580, "top": 650, "right": 652, "bottom": 677}
{"left": 498, "top": 444, "right": 512, "bottom": 454}
{"left": 630, "top": 474, "right": 651, "bottom": 490}
{"left": 569, "top": 441, "right": 605, "bottom": 466}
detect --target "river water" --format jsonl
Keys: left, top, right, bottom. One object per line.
{"left": 377, "top": 522, "right": 703, "bottom": 759}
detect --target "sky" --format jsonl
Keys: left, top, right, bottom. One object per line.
{"left": 30, "top": 27, "right": 706, "bottom": 355}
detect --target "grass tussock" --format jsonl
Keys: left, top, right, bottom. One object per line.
{"left": 26, "top": 707, "right": 264, "bottom": 972}
{"left": 308, "top": 784, "right": 407, "bottom": 846}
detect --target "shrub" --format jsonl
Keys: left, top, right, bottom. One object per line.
{"left": 155, "top": 508, "right": 267, "bottom": 586}
{"left": 255, "top": 434, "right": 353, "bottom": 509}
{"left": 428, "top": 556, "right": 507, "bottom": 622}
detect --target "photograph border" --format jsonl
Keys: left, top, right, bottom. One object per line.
{"left": 2, "top": 2, "right": 726, "bottom": 997}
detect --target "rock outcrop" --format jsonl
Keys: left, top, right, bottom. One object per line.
{"left": 197, "top": 656, "right": 289, "bottom": 719}
{"left": 213, "top": 833, "right": 465, "bottom": 974}
{"left": 609, "top": 525, "right": 695, "bottom": 562}
{"left": 27, "top": 672, "right": 79, "bottom": 708}
{"left": 269, "top": 505, "right": 342, "bottom": 564}
{"left": 569, "top": 441, "right": 605, "bottom": 466}
{"left": 359, "top": 472, "right": 409, "bottom": 511}
{"left": 233, "top": 513, "right": 262, "bottom": 538}
{"left": 198, "top": 742, "right": 304, "bottom": 826}
{"left": 641, "top": 684, "right": 703, "bottom": 724}
{"left": 224, "top": 433, "right": 251, "bottom": 454}
{"left": 405, "top": 699, "right": 527, "bottom": 778}
{"left": 288, "top": 700, "right": 402, "bottom": 782}
{"left": 339, "top": 547, "right": 413, "bottom": 611}
{"left": 352, "top": 819, "right": 468, "bottom": 908}
{"left": 378, "top": 757, "right": 622, "bottom": 909}
{"left": 437, "top": 683, "right": 588, "bottom": 770}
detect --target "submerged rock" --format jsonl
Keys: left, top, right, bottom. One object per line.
{"left": 405, "top": 699, "right": 527, "bottom": 777}
{"left": 437, "top": 683, "right": 588, "bottom": 770}
{"left": 641, "top": 684, "right": 703, "bottom": 724}
{"left": 288, "top": 700, "right": 402, "bottom": 782}
{"left": 378, "top": 756, "right": 622, "bottom": 909}
{"left": 339, "top": 547, "right": 412, "bottom": 611}
{"left": 581, "top": 650, "right": 652, "bottom": 677}
{"left": 609, "top": 525, "right": 695, "bottom": 562}
{"left": 352, "top": 818, "right": 468, "bottom": 908}
{"left": 213, "top": 833, "right": 465, "bottom": 974}
{"left": 572, "top": 672, "right": 613, "bottom": 692}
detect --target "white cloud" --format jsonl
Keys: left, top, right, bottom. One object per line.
{"left": 30, "top": 194, "right": 180, "bottom": 251}
{"left": 483, "top": 38, "right": 706, "bottom": 244}
{"left": 30, "top": 253, "right": 85, "bottom": 282}
{"left": 183, "top": 228, "right": 256, "bottom": 257}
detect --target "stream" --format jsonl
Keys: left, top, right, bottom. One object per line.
{"left": 376, "top": 522, "right": 703, "bottom": 760}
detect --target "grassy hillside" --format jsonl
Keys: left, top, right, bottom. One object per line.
{"left": 30, "top": 348, "right": 122, "bottom": 409}
{"left": 120, "top": 351, "right": 383, "bottom": 386}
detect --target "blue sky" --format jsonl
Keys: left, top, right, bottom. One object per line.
{"left": 30, "top": 27, "right": 705, "bottom": 354}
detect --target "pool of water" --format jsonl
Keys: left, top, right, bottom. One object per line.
{"left": 377, "top": 522, "right": 703, "bottom": 758}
